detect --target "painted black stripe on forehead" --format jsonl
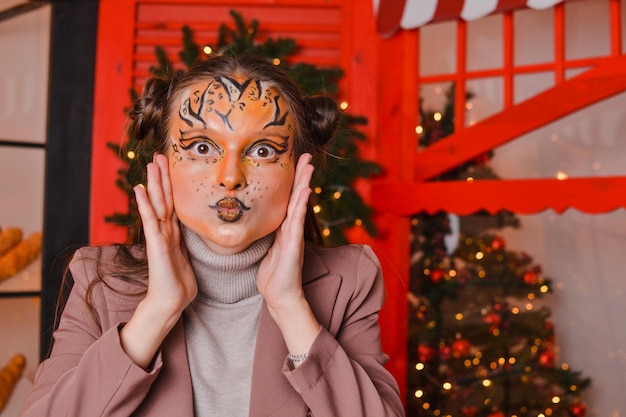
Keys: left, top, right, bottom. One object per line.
{"left": 179, "top": 85, "right": 209, "bottom": 128}
{"left": 216, "top": 75, "right": 258, "bottom": 102}
{"left": 263, "top": 94, "right": 289, "bottom": 129}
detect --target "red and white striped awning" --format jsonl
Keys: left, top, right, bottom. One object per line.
{"left": 374, "top": 0, "right": 581, "bottom": 38}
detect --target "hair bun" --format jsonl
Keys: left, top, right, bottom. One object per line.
{"left": 127, "top": 77, "right": 171, "bottom": 142}
{"left": 304, "top": 96, "right": 341, "bottom": 146}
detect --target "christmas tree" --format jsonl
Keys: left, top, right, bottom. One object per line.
{"left": 106, "top": 11, "right": 380, "bottom": 246}
{"left": 407, "top": 85, "right": 591, "bottom": 417}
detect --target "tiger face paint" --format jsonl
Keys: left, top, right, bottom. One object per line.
{"left": 167, "top": 76, "right": 296, "bottom": 255}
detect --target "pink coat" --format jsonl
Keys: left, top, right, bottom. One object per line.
{"left": 20, "top": 243, "right": 404, "bottom": 416}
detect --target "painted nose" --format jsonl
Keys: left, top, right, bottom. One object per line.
{"left": 217, "top": 154, "right": 247, "bottom": 190}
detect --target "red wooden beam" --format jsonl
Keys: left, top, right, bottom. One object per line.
{"left": 372, "top": 177, "right": 626, "bottom": 216}
{"left": 412, "top": 54, "right": 626, "bottom": 182}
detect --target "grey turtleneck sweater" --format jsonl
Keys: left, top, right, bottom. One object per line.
{"left": 182, "top": 227, "right": 273, "bottom": 417}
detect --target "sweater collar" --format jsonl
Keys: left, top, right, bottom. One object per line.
{"left": 182, "top": 226, "right": 274, "bottom": 304}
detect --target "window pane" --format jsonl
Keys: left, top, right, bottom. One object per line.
{"left": 565, "top": 0, "right": 611, "bottom": 60}
{"left": 419, "top": 21, "right": 457, "bottom": 76}
{"left": 467, "top": 14, "right": 503, "bottom": 72}
{"left": 514, "top": 8, "right": 555, "bottom": 66}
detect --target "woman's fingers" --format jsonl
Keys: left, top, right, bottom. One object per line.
{"left": 286, "top": 153, "right": 314, "bottom": 221}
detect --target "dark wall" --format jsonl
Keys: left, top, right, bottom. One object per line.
{"left": 40, "top": 0, "right": 98, "bottom": 360}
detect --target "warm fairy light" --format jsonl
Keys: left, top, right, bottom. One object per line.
{"left": 570, "top": 384, "right": 577, "bottom": 391}
{"left": 423, "top": 403, "right": 430, "bottom": 410}
{"left": 442, "top": 382, "right": 452, "bottom": 390}
{"left": 355, "top": 218, "right": 363, "bottom": 226}
{"left": 433, "top": 112, "right": 442, "bottom": 121}
{"left": 551, "top": 133, "right": 559, "bottom": 142}
{"left": 333, "top": 191, "right": 342, "bottom": 199}
{"left": 455, "top": 313, "right": 464, "bottom": 320}
{"left": 489, "top": 362, "right": 497, "bottom": 370}
{"left": 540, "top": 285, "right": 549, "bottom": 293}
{"left": 472, "top": 358, "right": 480, "bottom": 365}
{"left": 556, "top": 171, "right": 568, "bottom": 180}
{"left": 498, "top": 357, "right": 505, "bottom": 365}
{"left": 203, "top": 45, "right": 213, "bottom": 55}
{"left": 415, "top": 125, "right": 424, "bottom": 134}
{"left": 411, "top": 218, "right": 419, "bottom": 225}
{"left": 546, "top": 409, "right": 553, "bottom": 416}
{"left": 322, "top": 228, "right": 330, "bottom": 237}
{"left": 416, "top": 363, "right": 425, "bottom": 371}
{"left": 561, "top": 363, "right": 569, "bottom": 370}
{"left": 427, "top": 321, "right": 436, "bottom": 329}
{"left": 538, "top": 414, "right": 546, "bottom": 417}
{"left": 492, "top": 329, "right": 500, "bottom": 336}
{"left": 314, "top": 187, "right": 322, "bottom": 194}
{"left": 511, "top": 307, "right": 520, "bottom": 314}
{"left": 339, "top": 100, "right": 349, "bottom": 110}
{"left": 478, "top": 270, "right": 486, "bottom": 278}
{"left": 313, "top": 205, "right": 322, "bottom": 214}
{"left": 464, "top": 359, "right": 472, "bottom": 367}
{"left": 414, "top": 390, "right": 424, "bottom": 398}
{"left": 552, "top": 396, "right": 561, "bottom": 404}
{"left": 593, "top": 161, "right": 602, "bottom": 170}
{"left": 272, "top": 58, "right": 281, "bottom": 65}
{"left": 449, "top": 269, "right": 456, "bottom": 277}
{"left": 475, "top": 352, "right": 482, "bottom": 358}
{"left": 127, "top": 150, "right": 136, "bottom": 160}
{"left": 528, "top": 293, "right": 535, "bottom": 300}
{"left": 466, "top": 102, "right": 473, "bottom": 110}
{"left": 475, "top": 251, "right": 484, "bottom": 260}
{"left": 525, "top": 303, "right": 534, "bottom": 310}
{"left": 482, "top": 379, "right": 492, "bottom": 387}
{"left": 466, "top": 176, "right": 474, "bottom": 182}
{"left": 530, "top": 346, "right": 538, "bottom": 353}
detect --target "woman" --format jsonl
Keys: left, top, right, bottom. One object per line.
{"left": 20, "top": 53, "right": 404, "bottom": 417}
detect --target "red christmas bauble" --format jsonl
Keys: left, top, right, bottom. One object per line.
{"left": 451, "top": 339, "right": 471, "bottom": 358}
{"left": 491, "top": 237, "right": 506, "bottom": 250}
{"left": 539, "top": 349, "right": 555, "bottom": 368}
{"left": 461, "top": 405, "right": 477, "bottom": 417}
{"left": 569, "top": 401, "right": 587, "bottom": 417}
{"left": 418, "top": 344, "right": 436, "bottom": 362}
{"left": 484, "top": 313, "right": 501, "bottom": 330}
{"left": 430, "top": 268, "right": 446, "bottom": 284}
{"left": 487, "top": 411, "right": 505, "bottom": 417}
{"left": 523, "top": 270, "right": 538, "bottom": 285}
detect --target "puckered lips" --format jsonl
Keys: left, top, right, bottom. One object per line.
{"left": 209, "top": 197, "right": 250, "bottom": 222}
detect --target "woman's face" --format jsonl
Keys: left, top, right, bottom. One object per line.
{"left": 167, "top": 75, "right": 297, "bottom": 254}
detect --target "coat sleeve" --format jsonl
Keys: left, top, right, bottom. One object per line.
{"left": 19, "top": 247, "right": 163, "bottom": 417}
{"left": 282, "top": 245, "right": 405, "bottom": 417}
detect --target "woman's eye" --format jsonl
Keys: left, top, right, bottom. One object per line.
{"left": 190, "top": 141, "right": 217, "bottom": 155}
{"left": 249, "top": 144, "right": 277, "bottom": 159}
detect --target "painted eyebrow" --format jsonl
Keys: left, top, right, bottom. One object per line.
{"left": 248, "top": 135, "right": 290, "bottom": 155}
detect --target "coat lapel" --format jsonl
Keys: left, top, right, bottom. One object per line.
{"left": 248, "top": 245, "right": 342, "bottom": 417}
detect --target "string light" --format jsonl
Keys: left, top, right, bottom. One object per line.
{"left": 203, "top": 45, "right": 213, "bottom": 55}
{"left": 339, "top": 100, "right": 349, "bottom": 111}
{"left": 272, "top": 58, "right": 281, "bottom": 65}
{"left": 433, "top": 112, "right": 442, "bottom": 121}
{"left": 127, "top": 150, "right": 136, "bottom": 160}
{"left": 313, "top": 205, "right": 322, "bottom": 214}
{"left": 415, "top": 125, "right": 424, "bottom": 134}
{"left": 314, "top": 187, "right": 322, "bottom": 194}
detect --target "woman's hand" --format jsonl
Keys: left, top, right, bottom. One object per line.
{"left": 120, "top": 153, "right": 197, "bottom": 369}
{"left": 257, "top": 153, "right": 321, "bottom": 365}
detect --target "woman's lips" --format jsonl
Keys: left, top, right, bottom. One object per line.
{"left": 209, "top": 197, "right": 250, "bottom": 222}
